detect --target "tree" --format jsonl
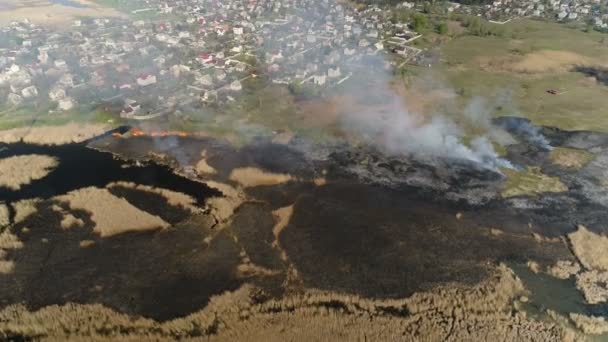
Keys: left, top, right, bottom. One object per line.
{"left": 412, "top": 14, "right": 428, "bottom": 32}
{"left": 392, "top": 9, "right": 412, "bottom": 23}
{"left": 437, "top": 22, "right": 449, "bottom": 35}
{"left": 423, "top": 2, "right": 433, "bottom": 14}
{"left": 459, "top": 16, "right": 504, "bottom": 37}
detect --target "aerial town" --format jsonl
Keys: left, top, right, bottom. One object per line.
{"left": 453, "top": 0, "right": 608, "bottom": 27}
{"left": 0, "top": 0, "right": 607, "bottom": 122}
{"left": 0, "top": 0, "right": 426, "bottom": 121}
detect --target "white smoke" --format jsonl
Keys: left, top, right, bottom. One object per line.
{"left": 497, "top": 117, "right": 553, "bottom": 151}
{"left": 341, "top": 79, "right": 514, "bottom": 170}
{"left": 463, "top": 96, "right": 517, "bottom": 147}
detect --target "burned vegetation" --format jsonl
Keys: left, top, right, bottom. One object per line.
{"left": 2, "top": 118, "right": 608, "bottom": 339}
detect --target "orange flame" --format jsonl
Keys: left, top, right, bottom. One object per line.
{"left": 123, "top": 129, "right": 191, "bottom": 138}
{"left": 131, "top": 129, "right": 145, "bottom": 137}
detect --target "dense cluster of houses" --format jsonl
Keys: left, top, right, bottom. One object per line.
{"left": 0, "top": 0, "right": 423, "bottom": 120}
{"left": 450, "top": 0, "right": 608, "bottom": 29}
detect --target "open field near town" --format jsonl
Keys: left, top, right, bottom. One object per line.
{"left": 198, "top": 18, "right": 608, "bottom": 144}
{"left": 0, "top": 0, "right": 123, "bottom": 26}
{"left": 441, "top": 19, "right": 608, "bottom": 132}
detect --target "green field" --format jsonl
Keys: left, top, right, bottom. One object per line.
{"left": 89, "top": 0, "right": 172, "bottom": 20}
{"left": 501, "top": 166, "right": 568, "bottom": 198}
{"left": 440, "top": 19, "right": 608, "bottom": 132}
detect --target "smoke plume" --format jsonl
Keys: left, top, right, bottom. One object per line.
{"left": 340, "top": 69, "right": 514, "bottom": 170}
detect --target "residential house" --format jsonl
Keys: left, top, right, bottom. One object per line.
{"left": 137, "top": 74, "right": 157, "bottom": 86}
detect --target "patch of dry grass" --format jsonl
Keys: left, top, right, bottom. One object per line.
{"left": 56, "top": 187, "right": 169, "bottom": 237}
{"left": 313, "top": 177, "right": 327, "bottom": 186}
{"left": 0, "top": 123, "right": 110, "bottom": 145}
{"left": 568, "top": 226, "right": 608, "bottom": 304}
{"left": 108, "top": 182, "right": 201, "bottom": 213}
{"left": 79, "top": 240, "right": 95, "bottom": 248}
{"left": 0, "top": 264, "right": 570, "bottom": 340}
{"left": 271, "top": 205, "right": 294, "bottom": 262}
{"left": 547, "top": 260, "right": 581, "bottom": 279}
{"left": 513, "top": 50, "right": 601, "bottom": 74}
{"left": 272, "top": 205, "right": 293, "bottom": 244}
{"left": 576, "top": 270, "right": 608, "bottom": 304}
{"left": 0, "top": 231, "right": 23, "bottom": 250}
{"left": 229, "top": 167, "right": 293, "bottom": 188}
{"left": 12, "top": 199, "right": 39, "bottom": 224}
{"left": 0, "top": 155, "right": 58, "bottom": 190}
{"left": 0, "top": 229, "right": 23, "bottom": 274}
{"left": 204, "top": 181, "right": 245, "bottom": 223}
{"left": 195, "top": 150, "right": 217, "bottom": 175}
{"left": 0, "top": 204, "right": 9, "bottom": 227}
{"left": 235, "top": 262, "right": 279, "bottom": 278}
{"left": 549, "top": 147, "right": 593, "bottom": 169}
{"left": 570, "top": 313, "right": 608, "bottom": 335}
{"left": 480, "top": 50, "right": 602, "bottom": 74}
{"left": 60, "top": 214, "right": 84, "bottom": 230}
{"left": 568, "top": 225, "right": 608, "bottom": 271}
{"left": 501, "top": 167, "right": 568, "bottom": 198}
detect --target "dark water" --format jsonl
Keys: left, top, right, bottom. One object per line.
{"left": 510, "top": 263, "right": 608, "bottom": 319}
{"left": 0, "top": 141, "right": 220, "bottom": 208}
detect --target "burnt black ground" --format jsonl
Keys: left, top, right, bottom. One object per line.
{"left": 2, "top": 120, "right": 608, "bottom": 321}
{"left": 1, "top": 204, "right": 243, "bottom": 321}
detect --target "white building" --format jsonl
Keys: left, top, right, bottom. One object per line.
{"left": 7, "top": 93, "right": 22, "bottom": 106}
{"left": 49, "top": 87, "right": 66, "bottom": 101}
{"left": 313, "top": 74, "right": 327, "bottom": 86}
{"left": 7, "top": 64, "right": 20, "bottom": 74}
{"left": 197, "top": 74, "right": 213, "bottom": 86}
{"left": 230, "top": 80, "right": 243, "bottom": 91}
{"left": 21, "top": 85, "right": 38, "bottom": 98}
{"left": 38, "top": 51, "right": 49, "bottom": 64}
{"left": 137, "top": 74, "right": 157, "bottom": 87}
{"left": 54, "top": 59, "right": 67, "bottom": 69}
{"left": 58, "top": 98, "right": 75, "bottom": 111}
{"left": 216, "top": 70, "right": 226, "bottom": 81}
{"left": 328, "top": 67, "right": 341, "bottom": 78}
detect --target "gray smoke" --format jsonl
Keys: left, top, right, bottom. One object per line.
{"left": 120, "top": 0, "right": 520, "bottom": 172}
{"left": 494, "top": 116, "right": 553, "bottom": 151}
{"left": 340, "top": 74, "right": 514, "bottom": 170}
{"left": 508, "top": 120, "right": 553, "bottom": 151}
{"left": 153, "top": 135, "right": 190, "bottom": 166}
